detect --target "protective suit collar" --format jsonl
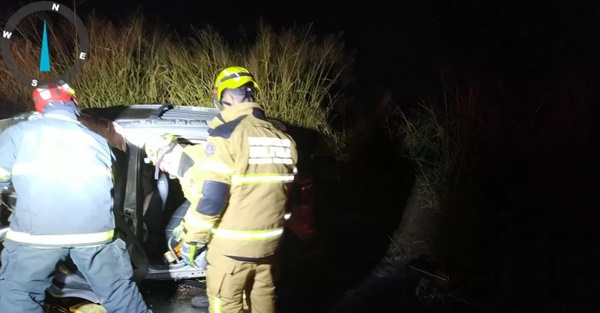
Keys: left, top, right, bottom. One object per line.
{"left": 42, "top": 101, "right": 79, "bottom": 121}
{"left": 220, "top": 102, "right": 264, "bottom": 123}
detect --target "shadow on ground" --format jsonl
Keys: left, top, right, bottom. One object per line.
{"left": 276, "top": 126, "right": 416, "bottom": 313}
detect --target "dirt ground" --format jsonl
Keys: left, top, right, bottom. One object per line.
{"left": 46, "top": 240, "right": 432, "bottom": 313}
{"left": 45, "top": 280, "right": 208, "bottom": 313}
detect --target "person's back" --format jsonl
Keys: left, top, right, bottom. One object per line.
{"left": 207, "top": 105, "right": 298, "bottom": 259}
{"left": 0, "top": 82, "right": 151, "bottom": 313}
{"left": 5, "top": 111, "right": 115, "bottom": 241}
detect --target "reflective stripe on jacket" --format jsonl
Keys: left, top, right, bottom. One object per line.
{"left": 178, "top": 102, "right": 298, "bottom": 258}
{"left": 5, "top": 229, "right": 114, "bottom": 246}
{"left": 0, "top": 106, "right": 116, "bottom": 246}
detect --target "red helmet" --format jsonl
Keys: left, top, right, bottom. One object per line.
{"left": 32, "top": 81, "right": 77, "bottom": 113}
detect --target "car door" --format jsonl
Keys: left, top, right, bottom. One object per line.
{"left": 111, "top": 143, "right": 150, "bottom": 283}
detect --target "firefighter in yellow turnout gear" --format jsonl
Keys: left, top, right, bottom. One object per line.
{"left": 146, "top": 66, "right": 298, "bottom": 313}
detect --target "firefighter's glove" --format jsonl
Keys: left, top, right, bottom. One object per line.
{"left": 145, "top": 133, "right": 177, "bottom": 164}
{"left": 180, "top": 241, "right": 206, "bottom": 268}
{"left": 172, "top": 224, "right": 184, "bottom": 242}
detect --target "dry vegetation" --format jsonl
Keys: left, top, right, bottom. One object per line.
{"left": 0, "top": 14, "right": 351, "bottom": 156}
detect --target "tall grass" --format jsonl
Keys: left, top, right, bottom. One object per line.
{"left": 391, "top": 83, "right": 477, "bottom": 213}
{"left": 0, "top": 14, "right": 352, "bottom": 155}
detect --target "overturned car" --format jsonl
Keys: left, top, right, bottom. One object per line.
{"left": 0, "top": 104, "right": 338, "bottom": 304}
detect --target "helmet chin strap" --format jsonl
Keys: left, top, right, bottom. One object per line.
{"left": 213, "top": 95, "right": 233, "bottom": 111}
{"left": 212, "top": 95, "right": 224, "bottom": 111}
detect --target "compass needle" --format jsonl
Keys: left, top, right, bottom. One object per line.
{"left": 1, "top": 1, "right": 89, "bottom": 87}
{"left": 40, "top": 20, "right": 51, "bottom": 72}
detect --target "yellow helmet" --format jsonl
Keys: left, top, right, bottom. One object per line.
{"left": 212, "top": 66, "right": 259, "bottom": 110}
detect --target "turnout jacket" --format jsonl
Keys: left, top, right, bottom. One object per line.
{"left": 0, "top": 104, "right": 115, "bottom": 246}
{"left": 174, "top": 102, "right": 298, "bottom": 259}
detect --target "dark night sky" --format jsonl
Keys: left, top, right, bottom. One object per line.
{"left": 4, "top": 0, "right": 600, "bottom": 100}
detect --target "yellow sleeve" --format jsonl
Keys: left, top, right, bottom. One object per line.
{"left": 180, "top": 135, "right": 235, "bottom": 243}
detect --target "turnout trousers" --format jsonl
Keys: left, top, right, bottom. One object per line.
{"left": 0, "top": 238, "right": 151, "bottom": 313}
{"left": 206, "top": 249, "right": 279, "bottom": 313}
